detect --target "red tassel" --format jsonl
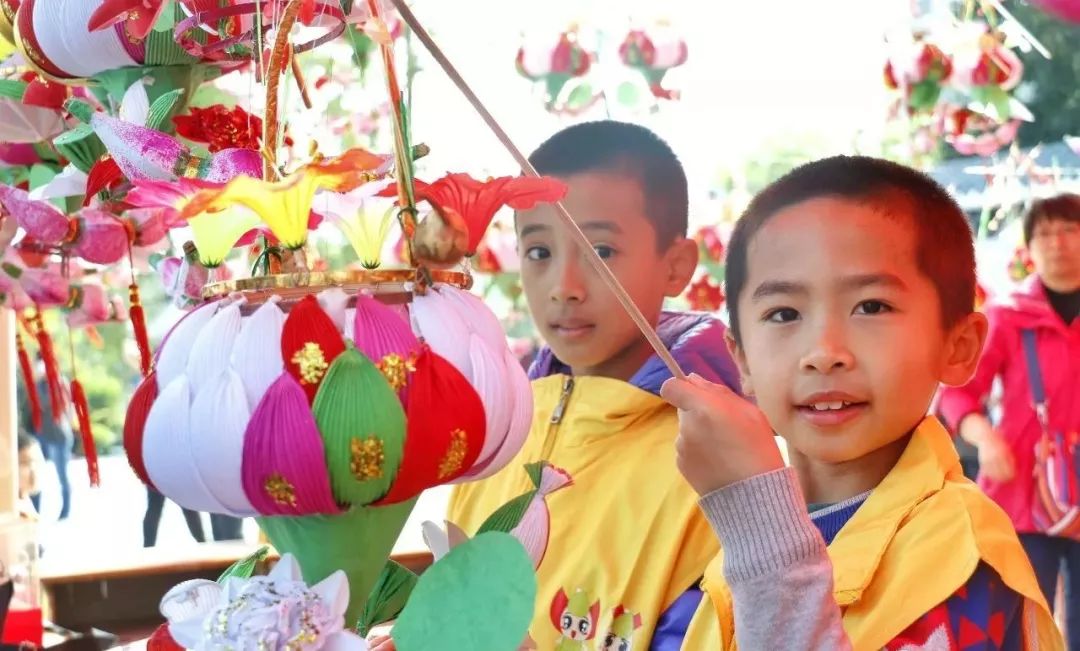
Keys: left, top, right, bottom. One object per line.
{"left": 129, "top": 283, "right": 152, "bottom": 377}
{"left": 70, "top": 379, "right": 99, "bottom": 487}
{"left": 31, "top": 312, "right": 65, "bottom": 421}
{"left": 15, "top": 331, "right": 42, "bottom": 432}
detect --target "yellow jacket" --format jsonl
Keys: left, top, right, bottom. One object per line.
{"left": 449, "top": 374, "right": 719, "bottom": 650}
{"left": 682, "top": 418, "right": 1061, "bottom": 650}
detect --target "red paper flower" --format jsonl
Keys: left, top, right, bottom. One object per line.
{"left": 694, "top": 226, "right": 725, "bottom": 263}
{"left": 87, "top": 0, "right": 168, "bottom": 41}
{"left": 173, "top": 105, "right": 263, "bottom": 154}
{"left": 383, "top": 174, "right": 567, "bottom": 254}
{"left": 686, "top": 274, "right": 724, "bottom": 312}
{"left": 472, "top": 240, "right": 502, "bottom": 274}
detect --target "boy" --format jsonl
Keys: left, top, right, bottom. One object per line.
{"left": 663, "top": 156, "right": 1061, "bottom": 648}
{"left": 448, "top": 121, "right": 742, "bottom": 649}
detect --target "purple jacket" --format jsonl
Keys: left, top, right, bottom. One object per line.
{"left": 939, "top": 275, "right": 1080, "bottom": 533}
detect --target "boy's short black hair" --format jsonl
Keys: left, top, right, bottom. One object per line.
{"left": 725, "top": 155, "right": 975, "bottom": 344}
{"left": 1023, "top": 193, "right": 1080, "bottom": 244}
{"left": 527, "top": 120, "right": 688, "bottom": 247}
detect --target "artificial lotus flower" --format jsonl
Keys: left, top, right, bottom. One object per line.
{"left": 693, "top": 225, "right": 725, "bottom": 263}
{"left": 318, "top": 180, "right": 396, "bottom": 268}
{"left": 87, "top": 0, "right": 168, "bottom": 41}
{"left": 173, "top": 105, "right": 263, "bottom": 153}
{"left": 187, "top": 207, "right": 262, "bottom": 267}
{"left": 383, "top": 174, "right": 568, "bottom": 254}
{"left": 618, "top": 25, "right": 689, "bottom": 100}
{"left": 178, "top": 148, "right": 392, "bottom": 250}
{"left": 0, "top": 185, "right": 131, "bottom": 265}
{"left": 160, "top": 553, "right": 369, "bottom": 651}
{"left": 90, "top": 110, "right": 263, "bottom": 184}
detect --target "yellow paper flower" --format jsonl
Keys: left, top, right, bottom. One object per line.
{"left": 330, "top": 202, "right": 396, "bottom": 269}
{"left": 186, "top": 207, "right": 261, "bottom": 267}
{"left": 179, "top": 148, "right": 391, "bottom": 250}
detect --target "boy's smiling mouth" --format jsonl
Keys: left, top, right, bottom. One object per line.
{"left": 795, "top": 391, "right": 869, "bottom": 426}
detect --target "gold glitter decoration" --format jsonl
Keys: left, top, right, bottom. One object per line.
{"left": 291, "top": 342, "right": 329, "bottom": 385}
{"left": 264, "top": 473, "right": 297, "bottom": 507}
{"left": 350, "top": 436, "right": 385, "bottom": 481}
{"left": 377, "top": 353, "right": 416, "bottom": 391}
{"left": 437, "top": 429, "right": 469, "bottom": 480}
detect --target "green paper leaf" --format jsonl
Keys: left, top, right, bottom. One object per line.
{"left": 357, "top": 560, "right": 418, "bottom": 637}
{"left": 64, "top": 99, "right": 94, "bottom": 124}
{"left": 218, "top": 546, "right": 270, "bottom": 582}
{"left": 0, "top": 79, "right": 27, "bottom": 101}
{"left": 909, "top": 81, "right": 941, "bottom": 111}
{"left": 339, "top": 0, "right": 354, "bottom": 15}
{"left": 617, "top": 81, "right": 641, "bottom": 107}
{"left": 565, "top": 82, "right": 594, "bottom": 111}
{"left": 28, "top": 164, "right": 56, "bottom": 192}
{"left": 54, "top": 124, "right": 106, "bottom": 173}
{"left": 476, "top": 462, "right": 546, "bottom": 535}
{"left": 393, "top": 533, "right": 536, "bottom": 651}
{"left": 146, "top": 89, "right": 186, "bottom": 131}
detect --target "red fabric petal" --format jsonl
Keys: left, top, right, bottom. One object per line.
{"left": 83, "top": 157, "right": 124, "bottom": 207}
{"left": 375, "top": 347, "right": 487, "bottom": 505}
{"left": 281, "top": 295, "right": 346, "bottom": 404}
{"left": 123, "top": 371, "right": 157, "bottom": 488}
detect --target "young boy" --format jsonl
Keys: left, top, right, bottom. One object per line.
{"left": 447, "top": 121, "right": 742, "bottom": 649}
{"left": 662, "top": 156, "right": 1061, "bottom": 649}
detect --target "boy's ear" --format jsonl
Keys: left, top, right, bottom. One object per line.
{"left": 939, "top": 311, "right": 988, "bottom": 387}
{"left": 663, "top": 237, "right": 699, "bottom": 297}
{"left": 724, "top": 330, "right": 754, "bottom": 397}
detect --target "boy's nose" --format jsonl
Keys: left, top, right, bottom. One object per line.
{"left": 550, "top": 257, "right": 587, "bottom": 303}
{"left": 800, "top": 324, "right": 855, "bottom": 374}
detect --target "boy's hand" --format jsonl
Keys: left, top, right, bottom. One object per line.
{"left": 661, "top": 373, "right": 784, "bottom": 496}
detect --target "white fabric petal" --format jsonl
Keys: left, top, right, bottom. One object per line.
{"left": 421, "top": 521, "right": 450, "bottom": 561}
{"left": 231, "top": 297, "right": 286, "bottom": 410}
{"left": 318, "top": 288, "right": 350, "bottom": 337}
{"left": 119, "top": 79, "right": 150, "bottom": 126}
{"left": 156, "top": 302, "right": 219, "bottom": 392}
{"left": 443, "top": 286, "right": 507, "bottom": 353}
{"left": 409, "top": 288, "right": 472, "bottom": 379}
{"left": 143, "top": 377, "right": 226, "bottom": 512}
{"left": 28, "top": 165, "right": 88, "bottom": 201}
{"left": 189, "top": 369, "right": 255, "bottom": 516}
{"left": 465, "top": 348, "right": 534, "bottom": 481}
{"left": 450, "top": 335, "right": 511, "bottom": 482}
{"left": 167, "top": 617, "right": 208, "bottom": 650}
{"left": 186, "top": 301, "right": 243, "bottom": 392}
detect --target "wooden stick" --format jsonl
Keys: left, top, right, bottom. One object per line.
{"left": 386, "top": 0, "right": 685, "bottom": 380}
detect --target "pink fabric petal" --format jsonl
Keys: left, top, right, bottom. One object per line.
{"left": 70, "top": 209, "right": 129, "bottom": 264}
{"left": 0, "top": 184, "right": 69, "bottom": 243}
{"left": 91, "top": 113, "right": 189, "bottom": 182}
{"left": 204, "top": 148, "right": 263, "bottom": 183}
{"left": 242, "top": 373, "right": 342, "bottom": 515}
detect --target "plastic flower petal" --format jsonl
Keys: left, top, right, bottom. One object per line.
{"left": 88, "top": 0, "right": 168, "bottom": 41}
{"left": 179, "top": 149, "right": 392, "bottom": 250}
{"left": 187, "top": 207, "right": 261, "bottom": 267}
{"left": 384, "top": 173, "right": 567, "bottom": 253}
{"left": 329, "top": 202, "right": 395, "bottom": 268}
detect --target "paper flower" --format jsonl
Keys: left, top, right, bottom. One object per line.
{"left": 90, "top": 111, "right": 263, "bottom": 184}
{"left": 883, "top": 39, "right": 953, "bottom": 114}
{"left": 173, "top": 105, "right": 263, "bottom": 153}
{"left": 179, "top": 149, "right": 392, "bottom": 249}
{"left": 161, "top": 554, "right": 369, "bottom": 651}
{"left": 694, "top": 225, "right": 725, "bottom": 263}
{"left": 88, "top": 0, "right": 168, "bottom": 41}
{"left": 686, "top": 274, "right": 725, "bottom": 312}
{"left": 618, "top": 26, "right": 688, "bottom": 100}
{"left": 516, "top": 30, "right": 593, "bottom": 107}
{"left": 386, "top": 174, "right": 567, "bottom": 254}
{"left": 317, "top": 180, "right": 396, "bottom": 268}
{"left": 0, "top": 185, "right": 131, "bottom": 265}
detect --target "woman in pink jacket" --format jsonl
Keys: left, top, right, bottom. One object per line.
{"left": 940, "top": 193, "right": 1080, "bottom": 646}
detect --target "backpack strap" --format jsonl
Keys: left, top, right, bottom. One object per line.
{"left": 1020, "top": 329, "right": 1050, "bottom": 429}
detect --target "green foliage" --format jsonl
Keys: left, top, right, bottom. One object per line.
{"left": 1010, "top": 2, "right": 1080, "bottom": 147}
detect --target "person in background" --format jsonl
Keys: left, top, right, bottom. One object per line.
{"left": 16, "top": 430, "right": 44, "bottom": 517}
{"left": 143, "top": 485, "right": 207, "bottom": 547}
{"left": 940, "top": 192, "right": 1080, "bottom": 647}
{"left": 17, "top": 373, "right": 73, "bottom": 520}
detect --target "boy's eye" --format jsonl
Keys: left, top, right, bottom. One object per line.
{"left": 524, "top": 246, "right": 550, "bottom": 261}
{"left": 764, "top": 307, "right": 800, "bottom": 323}
{"left": 854, "top": 300, "right": 892, "bottom": 315}
{"left": 594, "top": 245, "right": 615, "bottom": 259}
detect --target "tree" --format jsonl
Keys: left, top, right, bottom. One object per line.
{"left": 1010, "top": 2, "right": 1080, "bottom": 147}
